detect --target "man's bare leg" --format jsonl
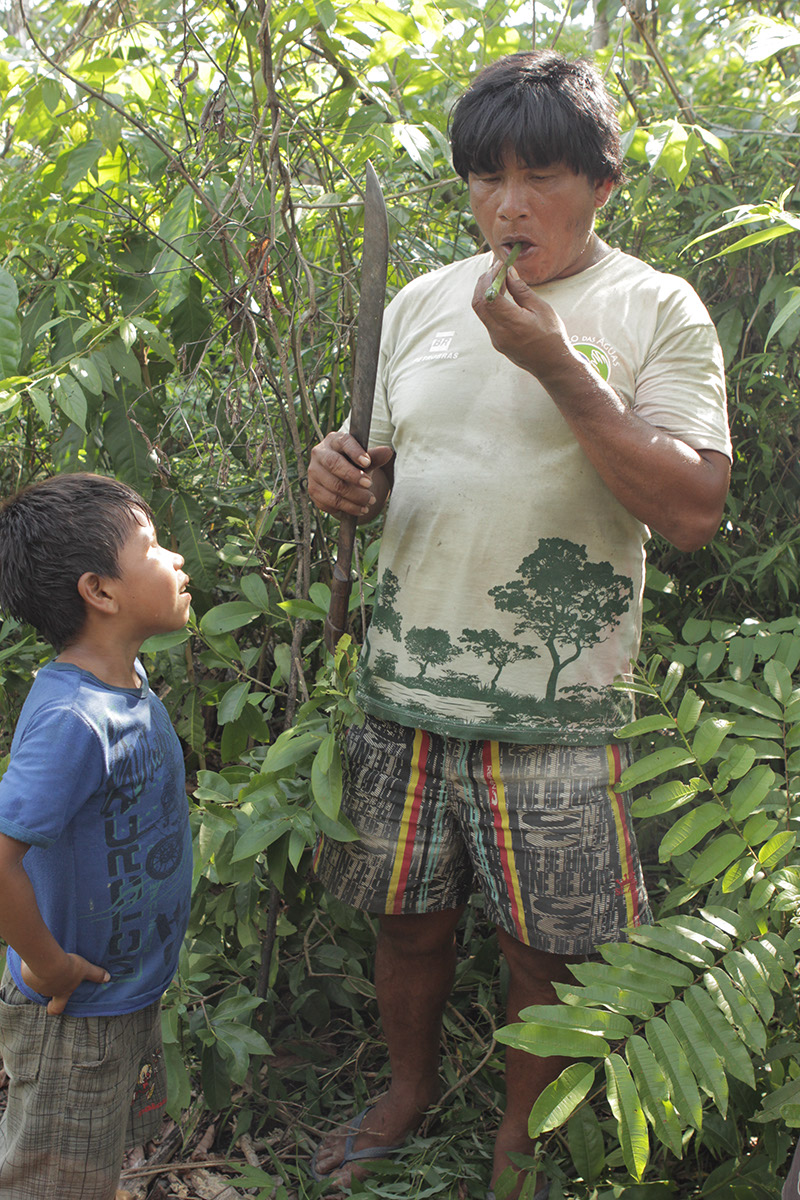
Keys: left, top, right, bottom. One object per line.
{"left": 491, "top": 928, "right": 580, "bottom": 1199}
{"left": 313, "top": 905, "right": 465, "bottom": 1185}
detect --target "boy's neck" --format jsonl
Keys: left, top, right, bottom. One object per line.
{"left": 56, "top": 642, "right": 142, "bottom": 689}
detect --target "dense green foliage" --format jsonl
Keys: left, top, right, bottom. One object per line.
{"left": 0, "top": 0, "right": 798, "bottom": 1195}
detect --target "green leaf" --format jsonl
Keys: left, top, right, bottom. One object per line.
{"left": 660, "top": 915, "right": 732, "bottom": 955}
{"left": 51, "top": 373, "right": 87, "bottom": 429}
{"left": 658, "top": 802, "right": 724, "bottom": 861}
{"left": 632, "top": 779, "right": 701, "bottom": 818}
{"left": 528, "top": 1062, "right": 595, "bottom": 1136}
{"left": 569, "top": 961, "right": 676, "bottom": 1005}
{"left": 699, "top": 904, "right": 758, "bottom": 941}
{"left": 702, "top": 681, "right": 783, "bottom": 720}
{"left": 682, "top": 617, "right": 710, "bottom": 644}
{"left": 703, "top": 967, "right": 767, "bottom": 1052}
{"left": 279, "top": 598, "right": 327, "bottom": 620}
{"left": 27, "top": 384, "right": 50, "bottom": 423}
{"left": 696, "top": 640, "right": 726, "bottom": 677}
{"left": 103, "top": 395, "right": 152, "bottom": 490}
{"left": 660, "top": 661, "right": 685, "bottom": 702}
{"left": 758, "top": 830, "right": 795, "bottom": 870}
{"left": 626, "top": 1036, "right": 684, "bottom": 1157}
{"left": 645, "top": 1017, "right": 703, "bottom": 1130}
{"left": 715, "top": 743, "right": 757, "bottom": 790}
{"left": 620, "top": 746, "right": 696, "bottom": 790}
{"left": 752, "top": 1077, "right": 800, "bottom": 1125}
{"left": 567, "top": 1102, "right": 605, "bottom": 1183}
{"left": 691, "top": 718, "right": 734, "bottom": 764}
{"left": 311, "top": 739, "right": 343, "bottom": 819}
{"left": 495, "top": 1021, "right": 609, "bottom": 1058}
{"left": 728, "top": 768, "right": 775, "bottom": 826}
{"left": 140, "top": 627, "right": 191, "bottom": 653}
{"left": 163, "top": 1039, "right": 192, "bottom": 1118}
{"left": 69, "top": 356, "right": 102, "bottom": 395}
{"left": 676, "top": 690, "right": 704, "bottom": 733}
{"left": 0, "top": 267, "right": 21, "bottom": 378}
{"left": 616, "top": 714, "right": 675, "bottom": 738}
{"left": 683, "top": 985, "right": 755, "bottom": 1088}
{"left": 200, "top": 602, "right": 262, "bottom": 636}
{"left": 722, "top": 950, "right": 774, "bottom": 1022}
{"left": 517, "top": 1003, "right": 632, "bottom": 1041}
{"left": 217, "top": 680, "right": 251, "bottom": 725}
{"left": 59, "top": 138, "right": 104, "bottom": 191}
{"left": 604, "top": 1054, "right": 649, "bottom": 1181}
{"left": 764, "top": 658, "right": 793, "bottom": 703}
{"left": 230, "top": 814, "right": 290, "bottom": 862}
{"left": 688, "top": 834, "right": 749, "bottom": 886}
{"left": 554, "top": 981, "right": 655, "bottom": 1020}
{"left": 598, "top": 943, "right": 695, "bottom": 989}
{"left": 628, "top": 924, "right": 715, "bottom": 969}
{"left": 240, "top": 573, "right": 270, "bottom": 610}
{"left": 728, "top": 636, "right": 756, "bottom": 681}
{"left": 261, "top": 729, "right": 320, "bottom": 775}
{"left": 665, "top": 1000, "right": 728, "bottom": 1115}
{"left": 131, "top": 316, "right": 177, "bottom": 364}
{"left": 743, "top": 939, "right": 786, "bottom": 991}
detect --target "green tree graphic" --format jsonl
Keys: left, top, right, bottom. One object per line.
{"left": 489, "top": 538, "right": 632, "bottom": 704}
{"left": 405, "top": 626, "right": 456, "bottom": 677}
{"left": 459, "top": 627, "right": 538, "bottom": 690}
{"left": 370, "top": 567, "right": 403, "bottom": 641}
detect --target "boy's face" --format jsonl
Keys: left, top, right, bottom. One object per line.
{"left": 115, "top": 512, "right": 191, "bottom": 641}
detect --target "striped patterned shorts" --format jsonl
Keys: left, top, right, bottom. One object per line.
{"left": 314, "top": 714, "right": 651, "bottom": 956}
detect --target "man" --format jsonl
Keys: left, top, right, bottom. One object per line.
{"left": 307, "top": 51, "right": 731, "bottom": 1199}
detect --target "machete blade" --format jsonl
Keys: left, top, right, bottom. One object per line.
{"left": 324, "top": 162, "right": 389, "bottom": 653}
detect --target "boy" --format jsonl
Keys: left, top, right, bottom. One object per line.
{"left": 0, "top": 473, "right": 193, "bottom": 1199}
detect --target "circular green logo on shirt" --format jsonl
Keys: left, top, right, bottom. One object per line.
{"left": 573, "top": 342, "right": 612, "bottom": 381}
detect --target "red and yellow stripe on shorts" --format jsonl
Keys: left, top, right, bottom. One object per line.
{"left": 482, "top": 740, "right": 528, "bottom": 944}
{"left": 386, "top": 728, "right": 430, "bottom": 914}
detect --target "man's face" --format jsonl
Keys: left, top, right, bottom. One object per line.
{"left": 114, "top": 512, "right": 191, "bottom": 642}
{"left": 468, "top": 153, "right": 613, "bottom": 286}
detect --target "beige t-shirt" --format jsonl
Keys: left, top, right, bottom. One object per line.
{"left": 355, "top": 249, "right": 731, "bottom": 745}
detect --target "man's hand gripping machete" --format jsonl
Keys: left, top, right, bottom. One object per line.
{"left": 323, "top": 162, "right": 389, "bottom": 653}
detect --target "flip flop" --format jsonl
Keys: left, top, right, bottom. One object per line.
{"left": 486, "top": 1184, "right": 551, "bottom": 1200}
{"left": 309, "top": 1105, "right": 406, "bottom": 1182}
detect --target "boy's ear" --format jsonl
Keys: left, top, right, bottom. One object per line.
{"left": 77, "top": 572, "right": 121, "bottom": 615}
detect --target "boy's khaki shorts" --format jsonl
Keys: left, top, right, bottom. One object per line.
{"left": 0, "top": 969, "right": 166, "bottom": 1200}
{"left": 314, "top": 714, "right": 652, "bottom": 956}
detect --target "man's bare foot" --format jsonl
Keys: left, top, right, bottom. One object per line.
{"left": 311, "top": 1082, "right": 439, "bottom": 1187}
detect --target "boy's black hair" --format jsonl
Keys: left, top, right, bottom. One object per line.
{"left": 0, "top": 473, "right": 154, "bottom": 650}
{"left": 449, "top": 50, "right": 625, "bottom": 184}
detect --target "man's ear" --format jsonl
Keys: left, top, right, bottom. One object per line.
{"left": 594, "top": 177, "right": 614, "bottom": 209}
{"left": 77, "top": 572, "right": 120, "bottom": 615}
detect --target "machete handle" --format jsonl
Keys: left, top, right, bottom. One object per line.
{"left": 324, "top": 516, "right": 357, "bottom": 653}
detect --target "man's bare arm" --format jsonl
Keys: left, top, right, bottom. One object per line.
{"left": 473, "top": 267, "right": 730, "bottom": 552}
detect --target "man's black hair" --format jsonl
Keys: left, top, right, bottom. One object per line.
{"left": 449, "top": 50, "right": 625, "bottom": 184}
{"left": 0, "top": 473, "right": 154, "bottom": 651}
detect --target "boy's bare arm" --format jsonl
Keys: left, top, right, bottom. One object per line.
{"left": 0, "top": 832, "right": 110, "bottom": 1015}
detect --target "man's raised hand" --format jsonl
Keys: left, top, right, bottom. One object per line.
{"left": 472, "top": 265, "right": 573, "bottom": 381}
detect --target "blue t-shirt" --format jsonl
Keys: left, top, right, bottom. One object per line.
{"left": 0, "top": 660, "right": 191, "bottom": 1016}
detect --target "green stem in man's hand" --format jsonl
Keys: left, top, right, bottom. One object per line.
{"left": 485, "top": 242, "right": 523, "bottom": 301}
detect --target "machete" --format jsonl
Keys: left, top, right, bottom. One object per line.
{"left": 324, "top": 161, "right": 389, "bottom": 653}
